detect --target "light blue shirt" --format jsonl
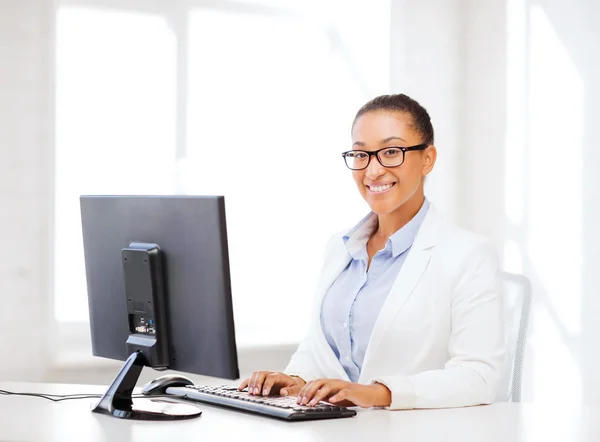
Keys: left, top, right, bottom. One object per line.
{"left": 320, "top": 200, "right": 430, "bottom": 382}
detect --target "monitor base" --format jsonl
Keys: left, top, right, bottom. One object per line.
{"left": 92, "top": 351, "right": 202, "bottom": 420}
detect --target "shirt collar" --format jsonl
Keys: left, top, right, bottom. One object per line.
{"left": 389, "top": 199, "right": 430, "bottom": 257}
{"left": 343, "top": 212, "right": 377, "bottom": 260}
{"left": 343, "top": 199, "right": 430, "bottom": 259}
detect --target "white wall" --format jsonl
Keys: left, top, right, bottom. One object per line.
{"left": 523, "top": 0, "right": 600, "bottom": 407}
{"left": 460, "top": 0, "right": 600, "bottom": 406}
{"left": 0, "top": 0, "right": 55, "bottom": 381}
{"left": 390, "top": 0, "right": 463, "bottom": 224}
{"left": 461, "top": 0, "right": 507, "bottom": 250}
{"left": 562, "top": 0, "right": 600, "bottom": 407}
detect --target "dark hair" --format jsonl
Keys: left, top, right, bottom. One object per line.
{"left": 352, "top": 93, "right": 434, "bottom": 145}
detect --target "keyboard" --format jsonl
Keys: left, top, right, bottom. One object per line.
{"left": 165, "top": 384, "right": 357, "bottom": 421}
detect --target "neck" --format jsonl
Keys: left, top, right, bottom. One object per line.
{"left": 374, "top": 190, "right": 425, "bottom": 240}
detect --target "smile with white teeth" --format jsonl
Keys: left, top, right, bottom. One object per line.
{"left": 367, "top": 183, "right": 395, "bottom": 193}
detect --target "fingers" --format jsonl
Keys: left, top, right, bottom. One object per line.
{"left": 328, "top": 398, "right": 356, "bottom": 408}
{"left": 329, "top": 388, "right": 363, "bottom": 408}
{"left": 248, "top": 378, "right": 367, "bottom": 407}
{"left": 328, "top": 388, "right": 349, "bottom": 404}
{"left": 297, "top": 379, "right": 329, "bottom": 405}
{"left": 308, "top": 384, "right": 336, "bottom": 406}
{"left": 240, "top": 372, "right": 313, "bottom": 397}
{"left": 240, "top": 371, "right": 300, "bottom": 396}
{"left": 237, "top": 378, "right": 249, "bottom": 391}
{"left": 248, "top": 371, "right": 269, "bottom": 395}
{"left": 280, "top": 384, "right": 302, "bottom": 397}
{"left": 262, "top": 373, "right": 286, "bottom": 396}
{"left": 240, "top": 371, "right": 269, "bottom": 395}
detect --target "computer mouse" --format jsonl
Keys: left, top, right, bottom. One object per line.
{"left": 142, "top": 374, "right": 194, "bottom": 395}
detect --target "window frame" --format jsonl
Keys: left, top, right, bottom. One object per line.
{"left": 53, "top": 0, "right": 365, "bottom": 365}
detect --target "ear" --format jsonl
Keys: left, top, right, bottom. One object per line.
{"left": 422, "top": 145, "right": 437, "bottom": 175}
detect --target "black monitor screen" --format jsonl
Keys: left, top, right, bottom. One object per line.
{"left": 80, "top": 195, "right": 239, "bottom": 380}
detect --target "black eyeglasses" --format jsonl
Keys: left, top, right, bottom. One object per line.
{"left": 341, "top": 144, "right": 429, "bottom": 170}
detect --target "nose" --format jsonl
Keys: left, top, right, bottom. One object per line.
{"left": 365, "top": 154, "right": 386, "bottom": 179}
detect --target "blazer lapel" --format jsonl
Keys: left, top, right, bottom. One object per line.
{"left": 359, "top": 206, "right": 443, "bottom": 382}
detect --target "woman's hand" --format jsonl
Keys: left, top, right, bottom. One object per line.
{"left": 297, "top": 379, "right": 391, "bottom": 408}
{"left": 238, "top": 371, "right": 306, "bottom": 397}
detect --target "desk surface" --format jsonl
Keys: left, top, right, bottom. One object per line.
{"left": 0, "top": 382, "right": 598, "bottom": 442}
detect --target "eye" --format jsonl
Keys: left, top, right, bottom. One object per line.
{"left": 350, "top": 151, "right": 368, "bottom": 159}
{"left": 382, "top": 147, "right": 402, "bottom": 157}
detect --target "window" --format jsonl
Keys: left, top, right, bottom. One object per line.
{"left": 504, "top": 0, "right": 584, "bottom": 404}
{"left": 184, "top": 8, "right": 371, "bottom": 341}
{"left": 55, "top": 7, "right": 176, "bottom": 323}
{"left": 54, "top": 0, "right": 389, "bottom": 349}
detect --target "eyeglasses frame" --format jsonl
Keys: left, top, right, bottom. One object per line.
{"left": 341, "top": 144, "right": 429, "bottom": 170}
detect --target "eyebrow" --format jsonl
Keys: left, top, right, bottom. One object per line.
{"left": 353, "top": 136, "right": 407, "bottom": 147}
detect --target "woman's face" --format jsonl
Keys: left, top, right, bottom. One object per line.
{"left": 350, "top": 110, "right": 436, "bottom": 216}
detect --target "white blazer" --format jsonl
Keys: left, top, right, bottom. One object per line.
{"left": 284, "top": 204, "right": 506, "bottom": 410}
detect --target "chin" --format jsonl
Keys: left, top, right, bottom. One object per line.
{"left": 365, "top": 200, "right": 397, "bottom": 216}
{"left": 363, "top": 191, "right": 411, "bottom": 216}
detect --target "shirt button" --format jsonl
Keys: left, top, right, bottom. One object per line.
{"left": 343, "top": 322, "right": 348, "bottom": 328}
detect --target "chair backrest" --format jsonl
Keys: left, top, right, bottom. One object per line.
{"left": 500, "top": 272, "right": 532, "bottom": 402}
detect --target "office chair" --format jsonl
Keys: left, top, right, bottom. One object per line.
{"left": 500, "top": 271, "right": 532, "bottom": 403}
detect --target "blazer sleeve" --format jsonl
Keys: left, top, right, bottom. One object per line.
{"left": 283, "top": 233, "right": 345, "bottom": 383}
{"left": 283, "top": 338, "right": 322, "bottom": 382}
{"left": 369, "top": 241, "right": 506, "bottom": 409}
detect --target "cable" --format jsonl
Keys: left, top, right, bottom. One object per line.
{"left": 2, "top": 390, "right": 98, "bottom": 398}
{"left": 0, "top": 390, "right": 98, "bottom": 402}
{"left": 0, "top": 390, "right": 184, "bottom": 403}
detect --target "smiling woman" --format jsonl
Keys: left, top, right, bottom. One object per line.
{"left": 238, "top": 93, "right": 506, "bottom": 411}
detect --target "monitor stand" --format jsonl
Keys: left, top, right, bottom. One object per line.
{"left": 92, "top": 351, "right": 201, "bottom": 420}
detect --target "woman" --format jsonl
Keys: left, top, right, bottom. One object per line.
{"left": 238, "top": 94, "right": 506, "bottom": 410}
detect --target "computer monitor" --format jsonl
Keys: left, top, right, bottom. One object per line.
{"left": 80, "top": 195, "right": 239, "bottom": 420}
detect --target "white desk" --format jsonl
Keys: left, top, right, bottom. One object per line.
{"left": 0, "top": 382, "right": 598, "bottom": 442}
